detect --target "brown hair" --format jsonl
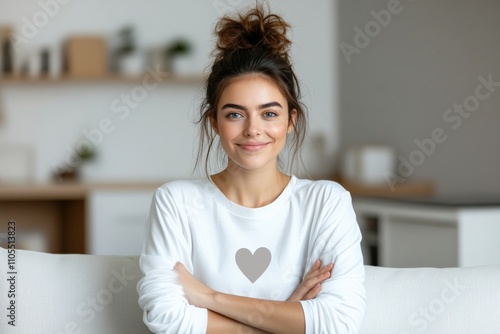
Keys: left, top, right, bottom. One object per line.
{"left": 195, "top": 4, "right": 308, "bottom": 175}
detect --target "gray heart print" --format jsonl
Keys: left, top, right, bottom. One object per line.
{"left": 235, "top": 247, "right": 272, "bottom": 283}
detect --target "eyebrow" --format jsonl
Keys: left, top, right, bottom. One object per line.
{"left": 221, "top": 101, "right": 283, "bottom": 111}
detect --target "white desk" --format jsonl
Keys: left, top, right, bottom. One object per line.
{"left": 352, "top": 196, "right": 500, "bottom": 267}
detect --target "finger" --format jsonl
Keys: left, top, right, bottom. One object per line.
{"left": 304, "top": 262, "right": 324, "bottom": 280}
{"left": 321, "top": 263, "right": 334, "bottom": 275}
{"left": 303, "top": 283, "right": 322, "bottom": 300}
{"left": 291, "top": 271, "right": 327, "bottom": 301}
{"left": 303, "top": 268, "right": 331, "bottom": 289}
{"left": 288, "top": 263, "right": 334, "bottom": 301}
{"left": 294, "top": 269, "right": 331, "bottom": 297}
{"left": 304, "top": 262, "right": 333, "bottom": 281}
{"left": 313, "top": 263, "right": 334, "bottom": 276}
{"left": 174, "top": 262, "right": 186, "bottom": 272}
{"left": 305, "top": 259, "right": 321, "bottom": 276}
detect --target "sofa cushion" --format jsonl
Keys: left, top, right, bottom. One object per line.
{"left": 0, "top": 248, "right": 151, "bottom": 334}
{"left": 2, "top": 248, "right": 500, "bottom": 333}
{"left": 360, "top": 265, "right": 500, "bottom": 334}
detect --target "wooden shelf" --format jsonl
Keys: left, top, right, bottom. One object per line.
{"left": 0, "top": 73, "right": 206, "bottom": 84}
{"left": 0, "top": 181, "right": 164, "bottom": 201}
{"left": 0, "top": 181, "right": 165, "bottom": 254}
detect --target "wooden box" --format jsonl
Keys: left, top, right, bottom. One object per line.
{"left": 65, "top": 36, "right": 107, "bottom": 77}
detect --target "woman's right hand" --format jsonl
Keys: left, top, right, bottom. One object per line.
{"left": 287, "top": 259, "right": 334, "bottom": 302}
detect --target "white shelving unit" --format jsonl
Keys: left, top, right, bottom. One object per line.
{"left": 353, "top": 197, "right": 500, "bottom": 268}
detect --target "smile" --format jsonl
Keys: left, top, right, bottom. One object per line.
{"left": 236, "top": 143, "right": 270, "bottom": 152}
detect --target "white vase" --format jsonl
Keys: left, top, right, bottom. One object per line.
{"left": 119, "top": 53, "right": 144, "bottom": 76}
{"left": 49, "top": 46, "right": 62, "bottom": 78}
{"left": 28, "top": 52, "right": 41, "bottom": 78}
{"left": 170, "top": 55, "right": 195, "bottom": 75}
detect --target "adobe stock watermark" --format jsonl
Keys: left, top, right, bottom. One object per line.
{"left": 385, "top": 73, "right": 500, "bottom": 191}
{"left": 47, "top": 266, "right": 136, "bottom": 334}
{"left": 339, "top": 0, "right": 414, "bottom": 64}
{"left": 400, "top": 277, "right": 466, "bottom": 333}
{"left": 9, "top": 0, "right": 73, "bottom": 52}
{"left": 51, "top": 66, "right": 167, "bottom": 181}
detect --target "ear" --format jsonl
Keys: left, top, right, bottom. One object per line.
{"left": 287, "top": 109, "right": 297, "bottom": 134}
{"left": 209, "top": 112, "right": 219, "bottom": 134}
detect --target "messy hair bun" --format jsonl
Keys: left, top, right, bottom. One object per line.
{"left": 214, "top": 5, "right": 292, "bottom": 64}
{"left": 196, "top": 4, "right": 308, "bottom": 176}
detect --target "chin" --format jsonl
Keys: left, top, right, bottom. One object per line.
{"left": 228, "top": 158, "right": 278, "bottom": 173}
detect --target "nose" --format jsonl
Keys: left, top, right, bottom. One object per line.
{"left": 243, "top": 115, "right": 261, "bottom": 137}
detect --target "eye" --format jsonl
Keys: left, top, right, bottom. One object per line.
{"left": 263, "top": 111, "right": 278, "bottom": 118}
{"left": 225, "top": 112, "right": 243, "bottom": 119}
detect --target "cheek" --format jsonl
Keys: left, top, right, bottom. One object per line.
{"left": 217, "top": 123, "right": 238, "bottom": 139}
{"left": 217, "top": 125, "right": 240, "bottom": 150}
{"left": 266, "top": 122, "right": 288, "bottom": 139}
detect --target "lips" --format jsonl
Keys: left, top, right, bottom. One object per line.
{"left": 236, "top": 142, "right": 269, "bottom": 152}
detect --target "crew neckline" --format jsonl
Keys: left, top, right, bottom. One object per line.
{"left": 205, "top": 175, "right": 297, "bottom": 218}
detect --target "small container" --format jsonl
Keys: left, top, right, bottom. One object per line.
{"left": 28, "top": 51, "right": 41, "bottom": 77}
{"left": 340, "top": 144, "right": 396, "bottom": 185}
{"left": 49, "top": 46, "right": 62, "bottom": 78}
{"left": 65, "top": 36, "right": 107, "bottom": 77}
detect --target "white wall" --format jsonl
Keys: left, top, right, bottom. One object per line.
{"left": 338, "top": 0, "right": 500, "bottom": 196}
{"left": 0, "top": 0, "right": 337, "bottom": 182}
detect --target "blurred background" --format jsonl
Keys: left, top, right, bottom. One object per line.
{"left": 0, "top": 0, "right": 499, "bottom": 267}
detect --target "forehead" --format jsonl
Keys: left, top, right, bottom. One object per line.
{"left": 218, "top": 74, "right": 287, "bottom": 105}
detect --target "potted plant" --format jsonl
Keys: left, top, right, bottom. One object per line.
{"left": 164, "top": 38, "right": 193, "bottom": 75}
{"left": 115, "top": 26, "right": 143, "bottom": 75}
{"left": 53, "top": 144, "right": 97, "bottom": 182}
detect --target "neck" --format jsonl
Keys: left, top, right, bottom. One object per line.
{"left": 211, "top": 160, "right": 291, "bottom": 208}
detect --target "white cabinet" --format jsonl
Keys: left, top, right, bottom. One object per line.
{"left": 88, "top": 189, "right": 155, "bottom": 255}
{"left": 352, "top": 197, "right": 500, "bottom": 268}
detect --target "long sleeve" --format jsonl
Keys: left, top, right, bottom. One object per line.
{"left": 299, "top": 190, "right": 366, "bottom": 334}
{"left": 137, "top": 187, "right": 208, "bottom": 334}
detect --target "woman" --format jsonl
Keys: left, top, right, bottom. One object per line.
{"left": 138, "top": 5, "right": 366, "bottom": 334}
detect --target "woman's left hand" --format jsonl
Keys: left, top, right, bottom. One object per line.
{"left": 287, "top": 259, "right": 334, "bottom": 302}
{"left": 174, "top": 262, "right": 215, "bottom": 308}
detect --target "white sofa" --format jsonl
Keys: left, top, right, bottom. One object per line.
{"left": 1, "top": 248, "right": 499, "bottom": 333}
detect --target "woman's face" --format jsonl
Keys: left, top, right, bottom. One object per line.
{"left": 213, "top": 75, "right": 295, "bottom": 173}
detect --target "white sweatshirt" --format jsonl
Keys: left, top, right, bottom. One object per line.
{"left": 137, "top": 175, "right": 366, "bottom": 334}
